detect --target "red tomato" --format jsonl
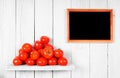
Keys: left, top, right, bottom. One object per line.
{"left": 19, "top": 52, "right": 28, "bottom": 61}
{"left": 22, "top": 43, "right": 32, "bottom": 53}
{"left": 32, "top": 48, "right": 36, "bottom": 51}
{"left": 13, "top": 56, "right": 23, "bottom": 66}
{"left": 44, "top": 44, "right": 54, "bottom": 50}
{"left": 42, "top": 48, "right": 53, "bottom": 59}
{"left": 54, "top": 49, "right": 64, "bottom": 58}
{"left": 14, "top": 56, "right": 20, "bottom": 59}
{"left": 26, "top": 58, "right": 35, "bottom": 66}
{"left": 48, "top": 57, "right": 57, "bottom": 65}
{"left": 30, "top": 50, "right": 40, "bottom": 60}
{"left": 36, "top": 57, "right": 47, "bottom": 66}
{"left": 40, "top": 36, "right": 50, "bottom": 44}
{"left": 34, "top": 41, "right": 43, "bottom": 50}
{"left": 38, "top": 49, "right": 43, "bottom": 55}
{"left": 19, "top": 48, "right": 25, "bottom": 54}
{"left": 58, "top": 57, "right": 68, "bottom": 66}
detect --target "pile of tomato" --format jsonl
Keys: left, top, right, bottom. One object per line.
{"left": 13, "top": 36, "right": 68, "bottom": 66}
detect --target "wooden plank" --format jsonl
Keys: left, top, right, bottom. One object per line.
{"left": 108, "top": 0, "right": 120, "bottom": 9}
{"left": 90, "top": 0, "right": 108, "bottom": 8}
{"left": 53, "top": 0, "right": 71, "bottom": 78}
{"left": 0, "top": 0, "right": 4, "bottom": 77}
{"left": 90, "top": 44, "right": 107, "bottom": 78}
{"left": 71, "top": 0, "right": 89, "bottom": 8}
{"left": 89, "top": 0, "right": 108, "bottom": 78}
{"left": 71, "top": 0, "right": 90, "bottom": 78}
{"left": 71, "top": 44, "right": 90, "bottom": 78}
{"left": 7, "top": 64, "right": 75, "bottom": 71}
{"left": 16, "top": 0, "right": 34, "bottom": 78}
{"left": 1, "top": 0, "right": 16, "bottom": 78}
{"left": 108, "top": 1, "right": 120, "bottom": 78}
{"left": 35, "top": 0, "right": 52, "bottom": 78}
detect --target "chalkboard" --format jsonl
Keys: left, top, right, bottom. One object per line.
{"left": 67, "top": 9, "right": 113, "bottom": 42}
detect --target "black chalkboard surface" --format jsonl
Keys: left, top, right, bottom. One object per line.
{"left": 67, "top": 9, "right": 113, "bottom": 42}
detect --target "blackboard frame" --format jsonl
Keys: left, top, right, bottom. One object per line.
{"left": 67, "top": 9, "right": 113, "bottom": 42}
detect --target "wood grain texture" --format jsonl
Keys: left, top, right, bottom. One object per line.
{"left": 71, "top": 0, "right": 89, "bottom": 8}
{"left": 90, "top": 0, "right": 108, "bottom": 8}
{"left": 108, "top": 0, "right": 120, "bottom": 9}
{"left": 71, "top": 44, "right": 90, "bottom": 78}
{"left": 1, "top": 0, "right": 120, "bottom": 78}
{"left": 53, "top": 0, "right": 71, "bottom": 78}
{"left": 108, "top": 0, "right": 120, "bottom": 78}
{"left": 15, "top": 0, "right": 34, "bottom": 78}
{"left": 89, "top": 0, "right": 108, "bottom": 78}
{"left": 35, "top": 0, "right": 52, "bottom": 78}
{"left": 0, "top": 0, "right": 4, "bottom": 77}
{"left": 7, "top": 64, "right": 74, "bottom": 71}
{"left": 1, "top": 0, "right": 16, "bottom": 78}
{"left": 90, "top": 44, "right": 108, "bottom": 78}
{"left": 71, "top": 0, "right": 90, "bottom": 78}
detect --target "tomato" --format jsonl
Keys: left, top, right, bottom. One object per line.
{"left": 34, "top": 41, "right": 43, "bottom": 50}
{"left": 54, "top": 49, "right": 64, "bottom": 58}
{"left": 30, "top": 50, "right": 40, "bottom": 60}
{"left": 26, "top": 58, "right": 35, "bottom": 66}
{"left": 19, "top": 52, "right": 28, "bottom": 61}
{"left": 42, "top": 48, "right": 53, "bottom": 59}
{"left": 32, "top": 48, "right": 36, "bottom": 51}
{"left": 14, "top": 56, "right": 20, "bottom": 59}
{"left": 44, "top": 44, "right": 54, "bottom": 50}
{"left": 58, "top": 57, "right": 68, "bottom": 66}
{"left": 36, "top": 57, "right": 47, "bottom": 66}
{"left": 38, "top": 49, "right": 43, "bottom": 55}
{"left": 22, "top": 43, "right": 32, "bottom": 53}
{"left": 13, "top": 56, "right": 23, "bottom": 66}
{"left": 40, "top": 36, "right": 50, "bottom": 44}
{"left": 19, "top": 48, "right": 25, "bottom": 54}
{"left": 48, "top": 57, "right": 57, "bottom": 65}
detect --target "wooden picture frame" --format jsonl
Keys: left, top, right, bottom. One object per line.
{"left": 67, "top": 9, "right": 113, "bottom": 42}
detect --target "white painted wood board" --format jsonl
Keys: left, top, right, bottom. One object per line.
{"left": 108, "top": 0, "right": 120, "bottom": 9}
{"left": 71, "top": 0, "right": 90, "bottom": 8}
{"left": 1, "top": 0, "right": 16, "bottom": 78}
{"left": 15, "top": 0, "right": 34, "bottom": 78}
{"left": 35, "top": 0, "right": 53, "bottom": 78}
{"left": 53, "top": 0, "right": 71, "bottom": 78}
{"left": 108, "top": 0, "right": 120, "bottom": 78}
{"left": 6, "top": 64, "right": 74, "bottom": 71}
{"left": 1, "top": 0, "right": 120, "bottom": 78}
{"left": 89, "top": 0, "right": 108, "bottom": 78}
{"left": 90, "top": 0, "right": 108, "bottom": 8}
{"left": 0, "top": 0, "right": 5, "bottom": 77}
{"left": 71, "top": 1, "right": 90, "bottom": 78}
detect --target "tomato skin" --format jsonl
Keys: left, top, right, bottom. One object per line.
{"left": 22, "top": 43, "right": 32, "bottom": 53}
{"left": 54, "top": 49, "right": 64, "bottom": 58}
{"left": 48, "top": 57, "right": 57, "bottom": 65}
{"left": 26, "top": 58, "right": 35, "bottom": 66}
{"left": 42, "top": 48, "right": 53, "bottom": 59}
{"left": 58, "top": 57, "right": 68, "bottom": 66}
{"left": 38, "top": 49, "right": 43, "bottom": 55}
{"left": 19, "top": 48, "right": 25, "bottom": 54}
{"left": 30, "top": 50, "right": 40, "bottom": 60}
{"left": 34, "top": 41, "right": 43, "bottom": 50}
{"left": 44, "top": 44, "right": 54, "bottom": 50}
{"left": 13, "top": 56, "right": 23, "bottom": 66}
{"left": 14, "top": 56, "right": 20, "bottom": 59}
{"left": 19, "top": 52, "right": 28, "bottom": 61}
{"left": 36, "top": 57, "right": 47, "bottom": 66}
{"left": 40, "top": 36, "right": 50, "bottom": 44}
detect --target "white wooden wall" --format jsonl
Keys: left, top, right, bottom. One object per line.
{"left": 0, "top": 0, "right": 120, "bottom": 78}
